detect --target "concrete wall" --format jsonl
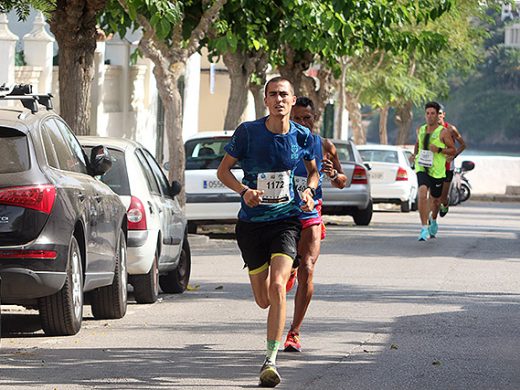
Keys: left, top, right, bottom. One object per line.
{"left": 457, "top": 155, "right": 520, "bottom": 195}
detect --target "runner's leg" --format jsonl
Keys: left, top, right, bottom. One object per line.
{"left": 291, "top": 224, "right": 321, "bottom": 334}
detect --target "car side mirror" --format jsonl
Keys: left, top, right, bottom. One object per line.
{"left": 170, "top": 180, "right": 182, "bottom": 197}
{"left": 90, "top": 145, "right": 112, "bottom": 176}
{"left": 363, "top": 162, "right": 372, "bottom": 171}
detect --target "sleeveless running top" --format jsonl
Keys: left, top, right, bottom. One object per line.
{"left": 415, "top": 124, "right": 447, "bottom": 179}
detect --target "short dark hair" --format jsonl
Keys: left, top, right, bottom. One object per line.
{"left": 264, "top": 76, "right": 294, "bottom": 97}
{"left": 295, "top": 96, "right": 315, "bottom": 112}
{"left": 425, "top": 101, "right": 441, "bottom": 113}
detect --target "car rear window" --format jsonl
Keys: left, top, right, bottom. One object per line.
{"left": 83, "top": 147, "right": 131, "bottom": 195}
{"left": 185, "top": 137, "right": 239, "bottom": 170}
{"left": 335, "top": 143, "right": 353, "bottom": 163}
{"left": 0, "top": 127, "right": 30, "bottom": 173}
{"left": 359, "top": 149, "right": 398, "bottom": 164}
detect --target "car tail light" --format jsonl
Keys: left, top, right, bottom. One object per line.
{"left": 351, "top": 164, "right": 368, "bottom": 184}
{"left": 0, "top": 250, "right": 57, "bottom": 259}
{"left": 127, "top": 196, "right": 147, "bottom": 230}
{"left": 396, "top": 167, "right": 408, "bottom": 181}
{"left": 0, "top": 185, "right": 56, "bottom": 214}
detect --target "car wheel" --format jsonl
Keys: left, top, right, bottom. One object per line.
{"left": 460, "top": 183, "right": 471, "bottom": 202}
{"left": 39, "top": 236, "right": 83, "bottom": 336}
{"left": 132, "top": 247, "right": 159, "bottom": 304}
{"left": 411, "top": 192, "right": 419, "bottom": 211}
{"left": 91, "top": 230, "right": 128, "bottom": 319}
{"left": 400, "top": 199, "right": 411, "bottom": 213}
{"left": 353, "top": 200, "right": 373, "bottom": 226}
{"left": 187, "top": 222, "right": 197, "bottom": 234}
{"left": 159, "top": 239, "right": 191, "bottom": 294}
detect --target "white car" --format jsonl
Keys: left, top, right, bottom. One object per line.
{"left": 184, "top": 131, "right": 243, "bottom": 232}
{"left": 80, "top": 137, "right": 190, "bottom": 303}
{"left": 357, "top": 144, "right": 418, "bottom": 212}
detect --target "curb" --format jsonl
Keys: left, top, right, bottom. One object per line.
{"left": 471, "top": 194, "right": 520, "bottom": 203}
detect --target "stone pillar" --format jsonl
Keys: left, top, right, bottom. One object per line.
{"left": 106, "top": 34, "right": 130, "bottom": 135}
{"left": 23, "top": 12, "right": 54, "bottom": 93}
{"left": 90, "top": 30, "right": 107, "bottom": 136}
{"left": 182, "top": 52, "right": 201, "bottom": 140}
{"left": 0, "top": 14, "right": 17, "bottom": 86}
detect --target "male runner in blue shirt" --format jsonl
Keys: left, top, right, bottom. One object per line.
{"left": 217, "top": 77, "right": 319, "bottom": 387}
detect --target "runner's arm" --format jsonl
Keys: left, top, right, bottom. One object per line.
{"left": 217, "top": 153, "right": 264, "bottom": 207}
{"left": 301, "top": 159, "right": 319, "bottom": 212}
{"left": 439, "top": 129, "right": 456, "bottom": 156}
{"left": 450, "top": 125, "right": 466, "bottom": 157}
{"left": 322, "top": 139, "right": 347, "bottom": 189}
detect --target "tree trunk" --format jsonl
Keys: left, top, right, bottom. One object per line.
{"left": 346, "top": 92, "right": 366, "bottom": 145}
{"left": 379, "top": 105, "right": 389, "bottom": 145}
{"left": 249, "top": 83, "right": 266, "bottom": 119}
{"left": 49, "top": 0, "right": 106, "bottom": 135}
{"left": 223, "top": 52, "right": 252, "bottom": 130}
{"left": 278, "top": 49, "right": 335, "bottom": 129}
{"left": 395, "top": 101, "right": 414, "bottom": 145}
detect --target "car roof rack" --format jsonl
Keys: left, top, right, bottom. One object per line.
{"left": 0, "top": 84, "right": 54, "bottom": 114}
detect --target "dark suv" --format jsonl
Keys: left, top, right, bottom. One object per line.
{"left": 0, "top": 85, "right": 128, "bottom": 336}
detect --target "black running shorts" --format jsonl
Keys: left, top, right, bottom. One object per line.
{"left": 235, "top": 217, "right": 301, "bottom": 274}
{"left": 417, "top": 171, "right": 444, "bottom": 198}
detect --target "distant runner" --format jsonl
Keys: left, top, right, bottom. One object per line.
{"left": 411, "top": 101, "right": 456, "bottom": 241}
{"left": 283, "top": 96, "right": 347, "bottom": 353}
{"left": 217, "top": 77, "right": 318, "bottom": 387}
{"left": 438, "top": 105, "right": 466, "bottom": 217}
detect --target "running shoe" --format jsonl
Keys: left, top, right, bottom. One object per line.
{"left": 259, "top": 358, "right": 281, "bottom": 387}
{"left": 429, "top": 217, "right": 438, "bottom": 238}
{"left": 418, "top": 227, "right": 429, "bottom": 241}
{"left": 439, "top": 204, "right": 449, "bottom": 217}
{"left": 284, "top": 331, "right": 302, "bottom": 352}
{"left": 286, "top": 269, "right": 297, "bottom": 293}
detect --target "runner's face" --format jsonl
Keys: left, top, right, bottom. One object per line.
{"left": 438, "top": 111, "right": 445, "bottom": 124}
{"left": 425, "top": 108, "right": 439, "bottom": 126}
{"left": 264, "top": 81, "right": 296, "bottom": 117}
{"left": 291, "top": 105, "right": 315, "bottom": 131}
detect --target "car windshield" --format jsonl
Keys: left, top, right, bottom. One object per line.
{"left": 185, "top": 137, "right": 239, "bottom": 170}
{"left": 335, "top": 143, "right": 353, "bottom": 163}
{"left": 359, "top": 149, "right": 399, "bottom": 164}
{"left": 83, "top": 146, "right": 131, "bottom": 195}
{"left": 0, "top": 127, "right": 30, "bottom": 173}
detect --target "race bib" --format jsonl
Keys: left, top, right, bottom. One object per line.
{"left": 257, "top": 171, "right": 291, "bottom": 204}
{"left": 418, "top": 150, "right": 434, "bottom": 168}
{"left": 293, "top": 176, "right": 307, "bottom": 199}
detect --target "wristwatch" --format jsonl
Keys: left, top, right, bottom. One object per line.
{"left": 305, "top": 186, "right": 316, "bottom": 198}
{"left": 329, "top": 169, "right": 339, "bottom": 181}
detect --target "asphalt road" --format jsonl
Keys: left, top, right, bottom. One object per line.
{"left": 1, "top": 201, "right": 519, "bottom": 390}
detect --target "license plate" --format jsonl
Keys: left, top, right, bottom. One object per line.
{"left": 370, "top": 172, "right": 383, "bottom": 180}
{"left": 203, "top": 180, "right": 226, "bottom": 189}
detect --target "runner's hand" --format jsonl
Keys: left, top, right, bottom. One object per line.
{"left": 243, "top": 189, "right": 264, "bottom": 207}
{"left": 300, "top": 189, "right": 315, "bottom": 212}
{"left": 320, "top": 157, "right": 335, "bottom": 177}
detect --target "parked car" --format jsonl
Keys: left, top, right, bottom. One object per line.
{"left": 357, "top": 144, "right": 418, "bottom": 212}
{"left": 0, "top": 84, "right": 128, "bottom": 336}
{"left": 184, "top": 133, "right": 373, "bottom": 227}
{"left": 80, "top": 137, "right": 190, "bottom": 304}
{"left": 321, "top": 139, "right": 373, "bottom": 225}
{"left": 184, "top": 131, "right": 243, "bottom": 233}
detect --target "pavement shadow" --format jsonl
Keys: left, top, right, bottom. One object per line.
{"left": 298, "top": 296, "right": 520, "bottom": 390}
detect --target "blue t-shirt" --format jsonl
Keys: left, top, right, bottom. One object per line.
{"left": 224, "top": 117, "right": 315, "bottom": 222}
{"left": 294, "top": 134, "right": 323, "bottom": 220}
